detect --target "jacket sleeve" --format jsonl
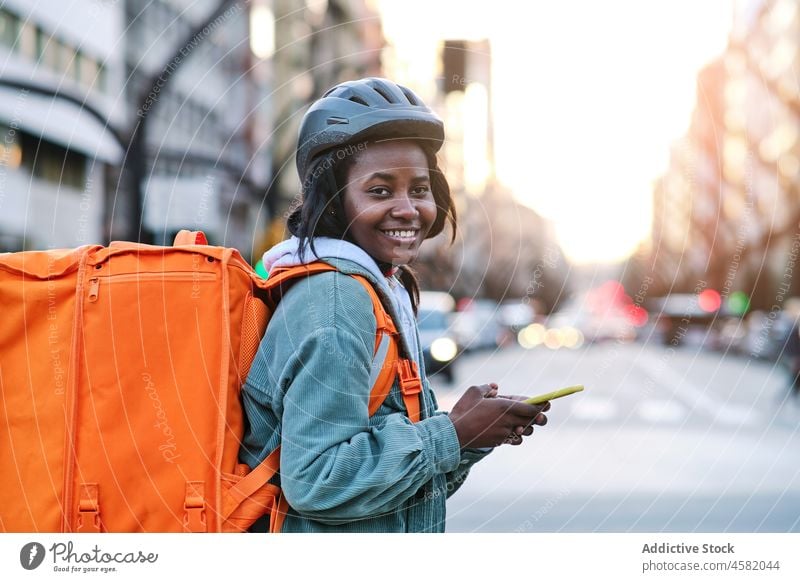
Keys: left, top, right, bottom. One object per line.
{"left": 277, "top": 287, "right": 463, "bottom": 523}
{"left": 444, "top": 447, "right": 492, "bottom": 498}
{"left": 428, "top": 408, "right": 493, "bottom": 499}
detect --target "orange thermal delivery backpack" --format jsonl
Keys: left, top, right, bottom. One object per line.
{"left": 0, "top": 231, "right": 422, "bottom": 532}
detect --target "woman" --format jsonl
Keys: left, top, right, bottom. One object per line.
{"left": 240, "top": 78, "right": 549, "bottom": 532}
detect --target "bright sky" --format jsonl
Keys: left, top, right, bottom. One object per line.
{"left": 375, "top": 0, "right": 734, "bottom": 265}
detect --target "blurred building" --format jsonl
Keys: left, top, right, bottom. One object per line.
{"left": 0, "top": 0, "right": 273, "bottom": 256}
{"left": 0, "top": 0, "right": 125, "bottom": 250}
{"left": 0, "top": 0, "right": 564, "bottom": 294}
{"left": 649, "top": 58, "right": 727, "bottom": 293}
{"left": 124, "top": 0, "right": 271, "bottom": 255}
{"left": 0, "top": 0, "right": 386, "bottom": 260}
{"left": 384, "top": 35, "right": 565, "bottom": 305}
{"left": 260, "top": 0, "right": 384, "bottom": 254}
{"left": 647, "top": 0, "right": 800, "bottom": 311}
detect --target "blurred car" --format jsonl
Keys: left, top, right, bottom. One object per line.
{"left": 451, "top": 299, "right": 504, "bottom": 352}
{"left": 495, "top": 301, "right": 537, "bottom": 347}
{"left": 547, "top": 304, "right": 634, "bottom": 344}
{"left": 417, "top": 308, "right": 459, "bottom": 383}
{"left": 419, "top": 291, "right": 456, "bottom": 312}
{"left": 739, "top": 310, "right": 769, "bottom": 358}
{"left": 741, "top": 309, "right": 797, "bottom": 361}
{"left": 497, "top": 300, "right": 536, "bottom": 334}
{"left": 586, "top": 310, "right": 636, "bottom": 343}
{"left": 649, "top": 293, "right": 716, "bottom": 346}
{"left": 716, "top": 316, "right": 747, "bottom": 353}
{"left": 779, "top": 315, "right": 800, "bottom": 394}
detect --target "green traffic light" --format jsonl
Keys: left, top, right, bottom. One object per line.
{"left": 728, "top": 291, "right": 750, "bottom": 316}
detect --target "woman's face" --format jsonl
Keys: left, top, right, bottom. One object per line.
{"left": 342, "top": 140, "right": 437, "bottom": 267}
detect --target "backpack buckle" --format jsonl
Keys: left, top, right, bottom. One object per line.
{"left": 397, "top": 360, "right": 421, "bottom": 396}
{"left": 183, "top": 481, "right": 207, "bottom": 533}
{"left": 76, "top": 483, "right": 101, "bottom": 533}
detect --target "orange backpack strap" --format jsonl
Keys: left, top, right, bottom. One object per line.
{"left": 265, "top": 262, "right": 338, "bottom": 288}
{"left": 350, "top": 275, "right": 422, "bottom": 422}
{"left": 266, "top": 263, "right": 422, "bottom": 421}
{"left": 226, "top": 447, "right": 280, "bottom": 506}
{"left": 223, "top": 446, "right": 289, "bottom": 533}
{"left": 396, "top": 359, "right": 422, "bottom": 423}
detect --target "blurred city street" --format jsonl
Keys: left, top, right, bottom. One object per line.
{"left": 4, "top": 0, "right": 800, "bottom": 546}
{"left": 432, "top": 341, "right": 800, "bottom": 532}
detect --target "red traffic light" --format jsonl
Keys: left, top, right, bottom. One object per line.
{"left": 698, "top": 289, "right": 721, "bottom": 313}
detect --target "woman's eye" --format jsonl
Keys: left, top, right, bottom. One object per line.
{"left": 369, "top": 187, "right": 391, "bottom": 197}
{"left": 412, "top": 186, "right": 431, "bottom": 197}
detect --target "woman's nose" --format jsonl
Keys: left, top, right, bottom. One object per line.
{"left": 390, "top": 194, "right": 419, "bottom": 219}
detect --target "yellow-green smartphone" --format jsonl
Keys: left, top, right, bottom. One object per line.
{"left": 523, "top": 384, "right": 584, "bottom": 405}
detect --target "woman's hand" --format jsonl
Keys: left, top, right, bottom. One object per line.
{"left": 449, "top": 384, "right": 549, "bottom": 449}
{"left": 496, "top": 394, "right": 550, "bottom": 445}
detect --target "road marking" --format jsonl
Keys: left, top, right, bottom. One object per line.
{"left": 636, "top": 399, "right": 686, "bottom": 423}
{"left": 569, "top": 397, "right": 617, "bottom": 421}
{"left": 712, "top": 403, "right": 760, "bottom": 426}
{"left": 634, "top": 352, "right": 761, "bottom": 427}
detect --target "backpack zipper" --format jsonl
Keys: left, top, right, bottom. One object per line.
{"left": 64, "top": 250, "right": 91, "bottom": 531}
{"left": 86, "top": 272, "right": 217, "bottom": 302}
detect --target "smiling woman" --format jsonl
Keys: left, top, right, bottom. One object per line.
{"left": 341, "top": 141, "right": 437, "bottom": 267}
{"left": 238, "top": 77, "right": 551, "bottom": 533}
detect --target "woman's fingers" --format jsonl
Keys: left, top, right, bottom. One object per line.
{"left": 507, "top": 401, "right": 548, "bottom": 424}
{"left": 451, "top": 383, "right": 553, "bottom": 448}
{"left": 497, "top": 395, "right": 551, "bottom": 412}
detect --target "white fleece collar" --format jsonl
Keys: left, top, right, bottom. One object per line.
{"left": 262, "top": 236, "right": 420, "bottom": 363}
{"left": 263, "top": 237, "right": 387, "bottom": 283}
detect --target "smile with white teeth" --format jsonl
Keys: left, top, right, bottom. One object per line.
{"left": 382, "top": 229, "right": 418, "bottom": 240}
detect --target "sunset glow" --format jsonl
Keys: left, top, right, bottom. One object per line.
{"left": 377, "top": 0, "right": 734, "bottom": 264}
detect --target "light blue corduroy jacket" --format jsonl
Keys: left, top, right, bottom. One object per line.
{"left": 239, "top": 257, "right": 491, "bottom": 532}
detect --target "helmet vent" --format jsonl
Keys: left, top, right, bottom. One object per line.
{"left": 371, "top": 84, "right": 396, "bottom": 104}
{"left": 348, "top": 95, "right": 369, "bottom": 106}
{"left": 401, "top": 87, "right": 421, "bottom": 105}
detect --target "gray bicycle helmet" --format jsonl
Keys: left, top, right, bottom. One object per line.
{"left": 295, "top": 77, "right": 444, "bottom": 182}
